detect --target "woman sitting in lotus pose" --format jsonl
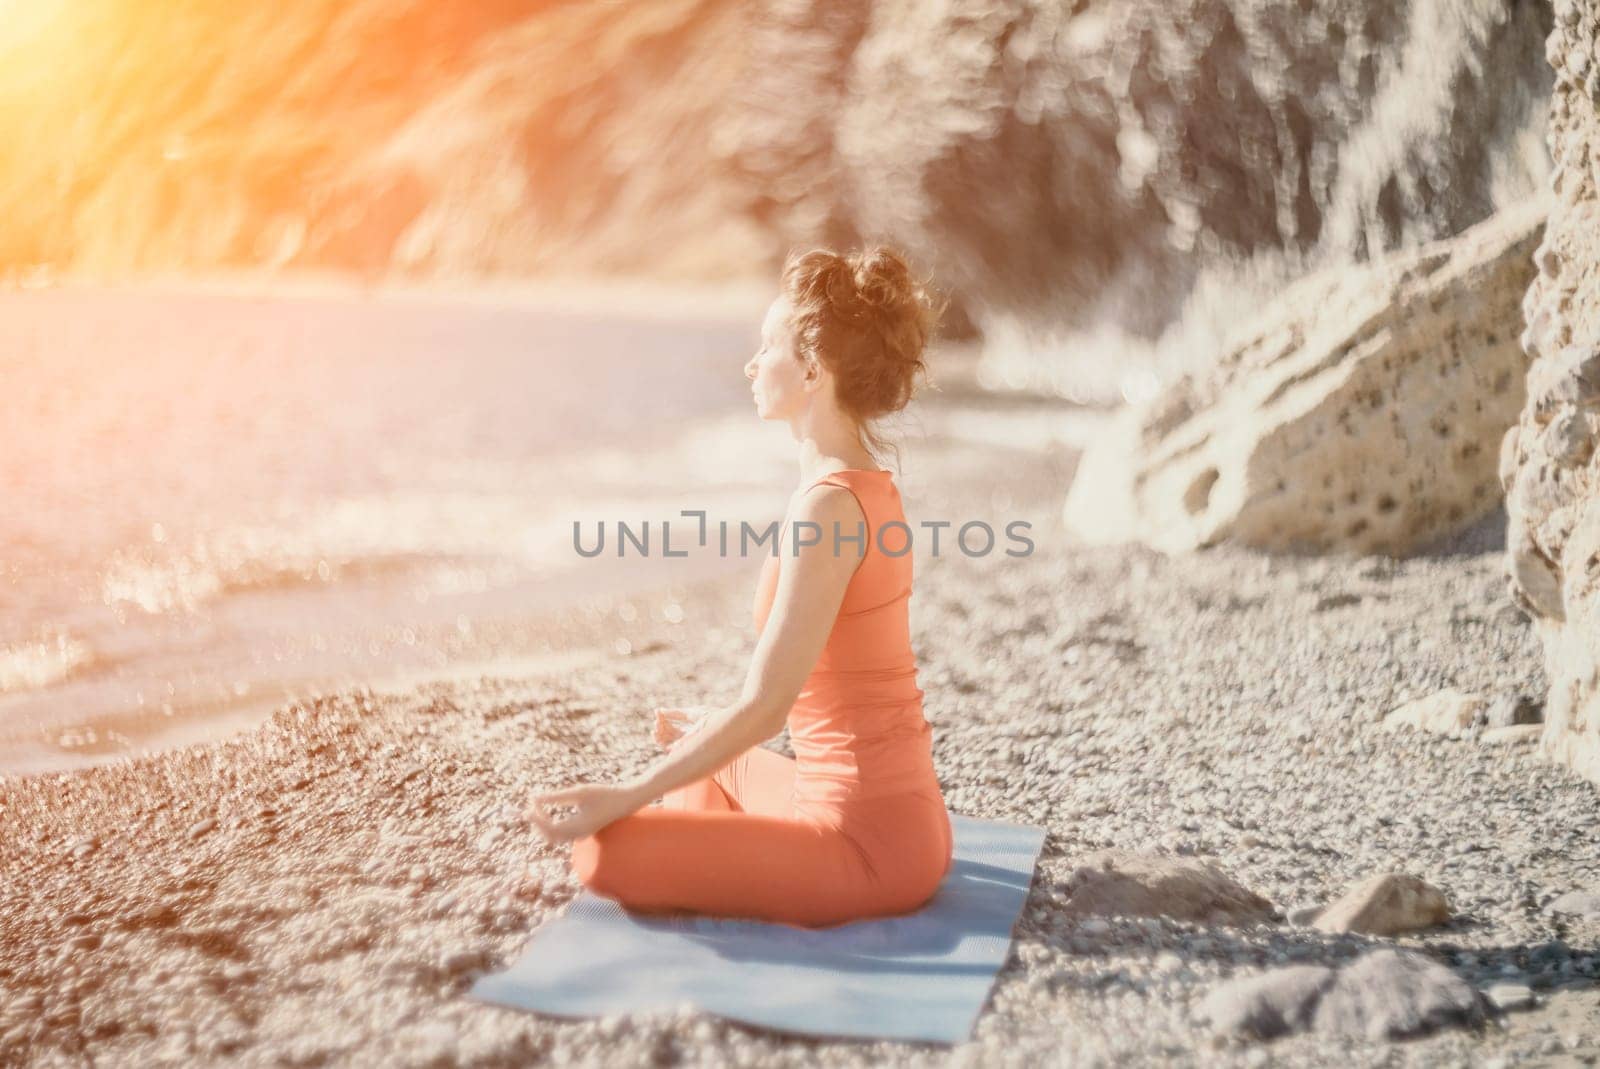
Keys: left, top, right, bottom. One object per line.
{"left": 528, "top": 245, "right": 951, "bottom": 929}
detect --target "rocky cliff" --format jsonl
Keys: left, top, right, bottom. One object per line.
{"left": 1502, "top": 0, "right": 1600, "bottom": 782}
{"left": 741, "top": 0, "right": 1553, "bottom": 341}
{"left": 0, "top": 0, "right": 1554, "bottom": 354}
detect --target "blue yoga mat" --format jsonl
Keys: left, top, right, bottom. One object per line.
{"left": 469, "top": 813, "right": 1046, "bottom": 1045}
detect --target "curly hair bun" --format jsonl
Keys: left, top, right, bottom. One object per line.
{"left": 780, "top": 245, "right": 939, "bottom": 427}
{"left": 852, "top": 247, "right": 914, "bottom": 311}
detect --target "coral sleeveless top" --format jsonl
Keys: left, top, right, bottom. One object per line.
{"left": 753, "top": 469, "right": 939, "bottom": 804}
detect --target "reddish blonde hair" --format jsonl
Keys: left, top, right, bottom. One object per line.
{"left": 780, "top": 245, "right": 941, "bottom": 467}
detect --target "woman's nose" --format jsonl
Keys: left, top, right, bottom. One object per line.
{"left": 744, "top": 359, "right": 757, "bottom": 379}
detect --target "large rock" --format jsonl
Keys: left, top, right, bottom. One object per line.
{"left": 745, "top": 0, "right": 1552, "bottom": 340}
{"left": 1502, "top": 0, "right": 1600, "bottom": 785}
{"left": 1202, "top": 949, "right": 1492, "bottom": 1042}
{"left": 1063, "top": 201, "right": 1546, "bottom": 554}
{"left": 1058, "top": 850, "right": 1274, "bottom": 925}
{"left": 0, "top": 0, "right": 1554, "bottom": 334}
{"left": 1313, "top": 949, "right": 1493, "bottom": 1040}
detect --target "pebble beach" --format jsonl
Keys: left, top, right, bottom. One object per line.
{"left": 5, "top": 407, "right": 1599, "bottom": 1067}
{"left": 4, "top": 0, "right": 1598, "bottom": 1062}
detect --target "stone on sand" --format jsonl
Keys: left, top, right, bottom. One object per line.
{"left": 1549, "top": 891, "right": 1600, "bottom": 919}
{"left": 1203, "top": 949, "right": 1492, "bottom": 1042}
{"left": 1479, "top": 724, "right": 1543, "bottom": 748}
{"left": 1313, "top": 873, "right": 1452, "bottom": 936}
{"left": 1059, "top": 851, "right": 1273, "bottom": 924}
{"left": 1382, "top": 689, "right": 1485, "bottom": 739}
{"left": 1486, "top": 983, "right": 1537, "bottom": 1012}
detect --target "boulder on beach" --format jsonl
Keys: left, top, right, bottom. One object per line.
{"left": 1201, "top": 948, "right": 1493, "bottom": 1042}
{"left": 1063, "top": 200, "right": 1546, "bottom": 556}
{"left": 1058, "top": 850, "right": 1274, "bottom": 925}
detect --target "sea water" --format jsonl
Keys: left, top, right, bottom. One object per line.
{"left": 0, "top": 281, "right": 794, "bottom": 773}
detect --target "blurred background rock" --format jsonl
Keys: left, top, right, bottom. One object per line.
{"left": 0, "top": 0, "right": 1555, "bottom": 399}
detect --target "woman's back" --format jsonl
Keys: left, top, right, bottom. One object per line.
{"left": 753, "top": 468, "right": 935, "bottom": 803}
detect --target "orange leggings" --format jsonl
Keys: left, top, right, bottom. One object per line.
{"left": 569, "top": 746, "right": 952, "bottom": 928}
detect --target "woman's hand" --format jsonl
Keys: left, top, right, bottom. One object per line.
{"left": 653, "top": 705, "right": 714, "bottom": 749}
{"left": 526, "top": 781, "right": 647, "bottom": 843}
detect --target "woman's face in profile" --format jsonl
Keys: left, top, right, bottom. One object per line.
{"left": 746, "top": 296, "right": 813, "bottom": 422}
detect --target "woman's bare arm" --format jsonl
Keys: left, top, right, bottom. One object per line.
{"left": 622, "top": 484, "right": 866, "bottom": 802}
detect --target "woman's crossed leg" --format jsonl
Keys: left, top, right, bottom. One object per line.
{"left": 658, "top": 743, "right": 797, "bottom": 816}
{"left": 569, "top": 745, "right": 879, "bottom": 927}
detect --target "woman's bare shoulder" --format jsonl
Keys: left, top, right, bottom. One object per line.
{"left": 793, "top": 481, "right": 864, "bottom": 525}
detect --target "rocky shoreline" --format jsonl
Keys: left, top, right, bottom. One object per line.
{"left": 4, "top": 436, "right": 1598, "bottom": 1066}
